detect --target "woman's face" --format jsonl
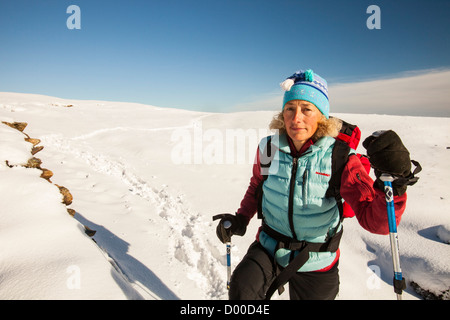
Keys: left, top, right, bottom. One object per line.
{"left": 283, "top": 100, "right": 321, "bottom": 150}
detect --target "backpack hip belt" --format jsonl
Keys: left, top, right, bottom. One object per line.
{"left": 261, "top": 220, "right": 343, "bottom": 300}
{"left": 261, "top": 220, "right": 343, "bottom": 254}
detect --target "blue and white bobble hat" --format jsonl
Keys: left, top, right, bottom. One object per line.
{"left": 280, "top": 69, "right": 330, "bottom": 118}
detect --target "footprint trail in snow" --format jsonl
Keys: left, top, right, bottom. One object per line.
{"left": 41, "top": 132, "right": 228, "bottom": 299}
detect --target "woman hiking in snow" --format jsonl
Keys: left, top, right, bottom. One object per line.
{"left": 214, "top": 69, "right": 418, "bottom": 300}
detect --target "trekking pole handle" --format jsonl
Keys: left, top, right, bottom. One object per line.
{"left": 223, "top": 220, "right": 232, "bottom": 229}
{"left": 379, "top": 173, "right": 394, "bottom": 183}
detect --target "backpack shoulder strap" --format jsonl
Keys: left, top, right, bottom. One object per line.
{"left": 326, "top": 139, "right": 350, "bottom": 221}
{"left": 256, "top": 136, "right": 274, "bottom": 219}
{"left": 326, "top": 118, "right": 361, "bottom": 220}
{"left": 260, "top": 136, "right": 274, "bottom": 178}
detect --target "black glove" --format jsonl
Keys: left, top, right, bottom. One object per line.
{"left": 363, "top": 130, "right": 421, "bottom": 196}
{"left": 212, "top": 213, "right": 247, "bottom": 243}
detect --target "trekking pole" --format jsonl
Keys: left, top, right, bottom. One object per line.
{"left": 380, "top": 174, "right": 406, "bottom": 300}
{"left": 223, "top": 220, "right": 232, "bottom": 290}
{"left": 212, "top": 214, "right": 234, "bottom": 290}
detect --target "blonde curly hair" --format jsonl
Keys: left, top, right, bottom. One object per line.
{"left": 269, "top": 111, "right": 342, "bottom": 141}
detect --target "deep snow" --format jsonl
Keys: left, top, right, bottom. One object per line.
{"left": 0, "top": 92, "right": 449, "bottom": 300}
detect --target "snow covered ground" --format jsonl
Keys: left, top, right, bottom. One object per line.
{"left": 0, "top": 92, "right": 449, "bottom": 300}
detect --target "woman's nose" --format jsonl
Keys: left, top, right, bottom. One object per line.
{"left": 293, "top": 107, "right": 303, "bottom": 122}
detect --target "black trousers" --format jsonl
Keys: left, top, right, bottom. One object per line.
{"left": 229, "top": 241, "right": 339, "bottom": 300}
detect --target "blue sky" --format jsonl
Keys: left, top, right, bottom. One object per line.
{"left": 1, "top": 0, "right": 449, "bottom": 115}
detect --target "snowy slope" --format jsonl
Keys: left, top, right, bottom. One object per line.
{"left": 0, "top": 92, "right": 449, "bottom": 300}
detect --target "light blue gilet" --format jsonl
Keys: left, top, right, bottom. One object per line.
{"left": 258, "top": 134, "right": 342, "bottom": 272}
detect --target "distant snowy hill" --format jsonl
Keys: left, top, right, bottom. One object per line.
{"left": 0, "top": 92, "right": 449, "bottom": 300}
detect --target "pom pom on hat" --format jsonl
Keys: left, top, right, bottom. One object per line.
{"left": 280, "top": 69, "right": 316, "bottom": 91}
{"left": 280, "top": 78, "right": 295, "bottom": 91}
{"left": 304, "top": 69, "right": 314, "bottom": 82}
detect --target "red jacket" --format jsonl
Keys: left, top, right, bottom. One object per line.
{"left": 236, "top": 139, "right": 407, "bottom": 236}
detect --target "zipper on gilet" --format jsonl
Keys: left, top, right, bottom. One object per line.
{"left": 288, "top": 157, "right": 299, "bottom": 240}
